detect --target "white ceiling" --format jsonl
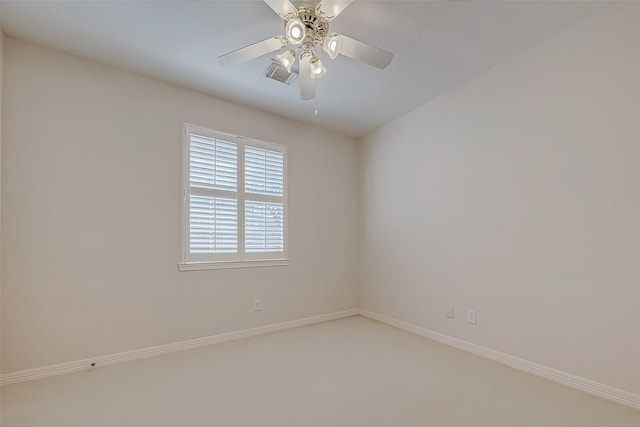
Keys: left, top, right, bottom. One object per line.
{"left": 1, "top": 0, "right": 610, "bottom": 138}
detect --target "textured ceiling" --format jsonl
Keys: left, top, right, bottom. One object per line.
{"left": 1, "top": 0, "right": 610, "bottom": 137}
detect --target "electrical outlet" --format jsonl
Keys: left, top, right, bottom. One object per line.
{"left": 254, "top": 299, "right": 262, "bottom": 311}
{"left": 446, "top": 306, "right": 454, "bottom": 318}
{"left": 467, "top": 309, "right": 476, "bottom": 324}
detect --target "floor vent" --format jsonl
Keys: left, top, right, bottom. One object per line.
{"left": 264, "top": 58, "right": 298, "bottom": 85}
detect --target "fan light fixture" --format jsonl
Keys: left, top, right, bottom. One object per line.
{"left": 286, "top": 19, "right": 306, "bottom": 45}
{"left": 309, "top": 57, "right": 326, "bottom": 79}
{"left": 218, "top": 0, "right": 394, "bottom": 102}
{"left": 277, "top": 49, "right": 296, "bottom": 73}
{"left": 322, "top": 33, "right": 341, "bottom": 59}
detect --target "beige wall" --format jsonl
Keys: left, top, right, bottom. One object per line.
{"left": 359, "top": 3, "right": 640, "bottom": 394}
{"left": 1, "top": 38, "right": 359, "bottom": 373}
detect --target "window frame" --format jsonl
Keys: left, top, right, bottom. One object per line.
{"left": 179, "top": 124, "right": 289, "bottom": 271}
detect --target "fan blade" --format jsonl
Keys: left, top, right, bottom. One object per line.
{"left": 263, "top": 0, "right": 297, "bottom": 17}
{"left": 218, "top": 37, "right": 286, "bottom": 66}
{"left": 319, "top": 0, "right": 353, "bottom": 20}
{"left": 299, "top": 55, "right": 315, "bottom": 100}
{"left": 337, "top": 34, "right": 393, "bottom": 69}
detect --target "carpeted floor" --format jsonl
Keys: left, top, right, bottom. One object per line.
{"left": 2, "top": 315, "right": 639, "bottom": 426}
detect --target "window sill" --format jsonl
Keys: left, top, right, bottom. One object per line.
{"left": 178, "top": 258, "right": 290, "bottom": 271}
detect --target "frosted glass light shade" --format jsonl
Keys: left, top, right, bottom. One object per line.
{"left": 310, "top": 57, "right": 326, "bottom": 79}
{"left": 286, "top": 19, "right": 306, "bottom": 45}
{"left": 322, "top": 33, "right": 342, "bottom": 59}
{"left": 277, "top": 50, "right": 296, "bottom": 72}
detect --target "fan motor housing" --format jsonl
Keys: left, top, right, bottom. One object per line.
{"left": 299, "top": 8, "right": 328, "bottom": 37}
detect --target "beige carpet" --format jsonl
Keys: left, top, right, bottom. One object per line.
{"left": 2, "top": 316, "right": 639, "bottom": 426}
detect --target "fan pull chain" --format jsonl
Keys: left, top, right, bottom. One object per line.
{"left": 315, "top": 92, "right": 319, "bottom": 117}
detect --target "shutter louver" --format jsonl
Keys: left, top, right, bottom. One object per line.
{"left": 245, "top": 201, "right": 284, "bottom": 252}
{"left": 245, "top": 146, "right": 284, "bottom": 196}
{"left": 190, "top": 135, "right": 237, "bottom": 191}
{"left": 190, "top": 196, "right": 237, "bottom": 253}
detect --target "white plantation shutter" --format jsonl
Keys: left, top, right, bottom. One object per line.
{"left": 188, "top": 133, "right": 239, "bottom": 256}
{"left": 244, "top": 145, "right": 285, "bottom": 253}
{"left": 182, "top": 124, "right": 287, "bottom": 266}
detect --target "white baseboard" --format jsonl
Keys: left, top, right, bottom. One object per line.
{"left": 359, "top": 309, "right": 640, "bottom": 412}
{"left": 0, "top": 308, "right": 359, "bottom": 386}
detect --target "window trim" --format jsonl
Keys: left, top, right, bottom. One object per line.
{"left": 179, "top": 123, "right": 289, "bottom": 271}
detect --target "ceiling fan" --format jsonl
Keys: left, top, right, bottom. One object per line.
{"left": 218, "top": 0, "right": 393, "bottom": 101}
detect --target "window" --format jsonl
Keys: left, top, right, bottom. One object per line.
{"left": 180, "top": 124, "right": 288, "bottom": 270}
